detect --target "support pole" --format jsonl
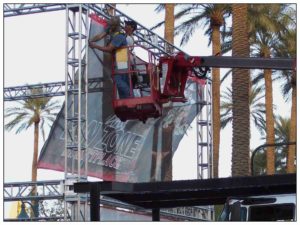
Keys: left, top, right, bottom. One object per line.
{"left": 90, "top": 184, "right": 100, "bottom": 221}
{"left": 152, "top": 208, "right": 160, "bottom": 221}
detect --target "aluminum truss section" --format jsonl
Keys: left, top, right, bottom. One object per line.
{"left": 86, "top": 4, "right": 186, "bottom": 59}
{"left": 64, "top": 4, "right": 89, "bottom": 221}
{"left": 4, "top": 78, "right": 105, "bottom": 101}
{"left": 196, "top": 80, "right": 213, "bottom": 180}
{"left": 3, "top": 4, "right": 66, "bottom": 17}
{"left": 196, "top": 79, "right": 213, "bottom": 220}
{"left": 4, "top": 180, "right": 65, "bottom": 221}
{"left": 4, "top": 3, "right": 188, "bottom": 58}
{"left": 4, "top": 81, "right": 67, "bottom": 101}
{"left": 4, "top": 180, "right": 64, "bottom": 202}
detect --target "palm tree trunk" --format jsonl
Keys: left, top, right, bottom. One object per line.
{"left": 231, "top": 4, "right": 250, "bottom": 177}
{"left": 162, "top": 3, "right": 175, "bottom": 181}
{"left": 31, "top": 121, "right": 39, "bottom": 217}
{"left": 164, "top": 4, "right": 175, "bottom": 53}
{"left": 264, "top": 68, "right": 276, "bottom": 174}
{"left": 211, "top": 25, "right": 221, "bottom": 178}
{"left": 287, "top": 71, "right": 296, "bottom": 173}
{"left": 32, "top": 122, "right": 39, "bottom": 181}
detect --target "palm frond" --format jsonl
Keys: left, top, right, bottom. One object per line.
{"left": 154, "top": 4, "right": 165, "bottom": 13}
{"left": 5, "top": 110, "right": 30, "bottom": 119}
{"left": 220, "top": 116, "right": 232, "bottom": 129}
{"left": 220, "top": 69, "right": 232, "bottom": 84}
{"left": 5, "top": 114, "right": 30, "bottom": 133}
{"left": 150, "top": 20, "right": 165, "bottom": 30}
{"left": 40, "top": 118, "right": 46, "bottom": 142}
{"left": 5, "top": 87, "right": 61, "bottom": 136}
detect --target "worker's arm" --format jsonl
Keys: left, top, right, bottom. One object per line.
{"left": 89, "top": 33, "right": 125, "bottom": 53}
{"left": 89, "top": 32, "right": 108, "bottom": 42}
{"left": 89, "top": 42, "right": 115, "bottom": 53}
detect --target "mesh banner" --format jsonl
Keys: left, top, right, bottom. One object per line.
{"left": 38, "top": 16, "right": 205, "bottom": 182}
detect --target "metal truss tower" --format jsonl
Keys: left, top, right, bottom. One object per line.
{"left": 63, "top": 4, "right": 89, "bottom": 221}
{"left": 196, "top": 79, "right": 214, "bottom": 220}
{"left": 196, "top": 80, "right": 213, "bottom": 180}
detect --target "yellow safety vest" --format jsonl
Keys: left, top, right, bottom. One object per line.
{"left": 116, "top": 47, "right": 128, "bottom": 70}
{"left": 112, "top": 32, "right": 129, "bottom": 70}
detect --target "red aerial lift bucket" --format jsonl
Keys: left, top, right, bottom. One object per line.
{"left": 111, "top": 44, "right": 162, "bottom": 122}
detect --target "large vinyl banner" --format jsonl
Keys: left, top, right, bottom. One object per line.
{"left": 38, "top": 16, "right": 205, "bottom": 182}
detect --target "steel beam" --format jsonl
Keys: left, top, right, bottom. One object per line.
{"left": 4, "top": 3, "right": 185, "bottom": 58}
{"left": 74, "top": 173, "right": 296, "bottom": 210}
{"left": 201, "top": 56, "right": 295, "bottom": 70}
{"left": 86, "top": 3, "right": 185, "bottom": 58}
{"left": 3, "top": 4, "right": 66, "bottom": 17}
{"left": 4, "top": 180, "right": 64, "bottom": 201}
{"left": 4, "top": 78, "right": 105, "bottom": 101}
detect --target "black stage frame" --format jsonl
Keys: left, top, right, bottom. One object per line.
{"left": 74, "top": 173, "right": 296, "bottom": 221}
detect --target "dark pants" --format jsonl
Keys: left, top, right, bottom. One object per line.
{"left": 115, "top": 74, "right": 130, "bottom": 99}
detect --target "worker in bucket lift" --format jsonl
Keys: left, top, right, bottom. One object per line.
{"left": 89, "top": 18, "right": 137, "bottom": 99}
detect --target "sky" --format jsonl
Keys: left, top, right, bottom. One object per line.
{"left": 2, "top": 2, "right": 294, "bottom": 191}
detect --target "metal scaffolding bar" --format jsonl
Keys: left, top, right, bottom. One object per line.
{"left": 196, "top": 79, "right": 214, "bottom": 220}
{"left": 4, "top": 78, "right": 105, "bottom": 101}
{"left": 201, "top": 56, "right": 295, "bottom": 70}
{"left": 4, "top": 3, "right": 187, "bottom": 58}
{"left": 196, "top": 80, "right": 213, "bottom": 181}
{"left": 64, "top": 4, "right": 89, "bottom": 221}
{"left": 86, "top": 3, "right": 186, "bottom": 59}
{"left": 4, "top": 180, "right": 64, "bottom": 201}
{"left": 3, "top": 3, "right": 66, "bottom": 17}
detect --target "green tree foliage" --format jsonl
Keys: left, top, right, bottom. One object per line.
{"left": 221, "top": 84, "right": 266, "bottom": 134}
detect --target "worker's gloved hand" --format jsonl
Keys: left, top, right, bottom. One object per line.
{"left": 89, "top": 41, "right": 97, "bottom": 49}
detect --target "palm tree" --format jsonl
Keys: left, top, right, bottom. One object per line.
{"left": 249, "top": 4, "right": 296, "bottom": 174}
{"left": 156, "top": 4, "right": 231, "bottom": 178}
{"left": 221, "top": 84, "right": 266, "bottom": 176}
{"left": 162, "top": 3, "right": 175, "bottom": 182}
{"left": 286, "top": 67, "right": 296, "bottom": 174}
{"left": 164, "top": 4, "right": 175, "bottom": 52}
{"left": 273, "top": 12, "right": 296, "bottom": 173}
{"left": 274, "top": 116, "right": 291, "bottom": 173}
{"left": 255, "top": 116, "right": 292, "bottom": 175}
{"left": 221, "top": 84, "right": 266, "bottom": 134}
{"left": 274, "top": 116, "right": 290, "bottom": 143}
{"left": 251, "top": 30, "right": 277, "bottom": 175}
{"left": 249, "top": 4, "right": 294, "bottom": 175}
{"left": 231, "top": 4, "right": 250, "bottom": 177}
{"left": 5, "top": 89, "right": 61, "bottom": 216}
